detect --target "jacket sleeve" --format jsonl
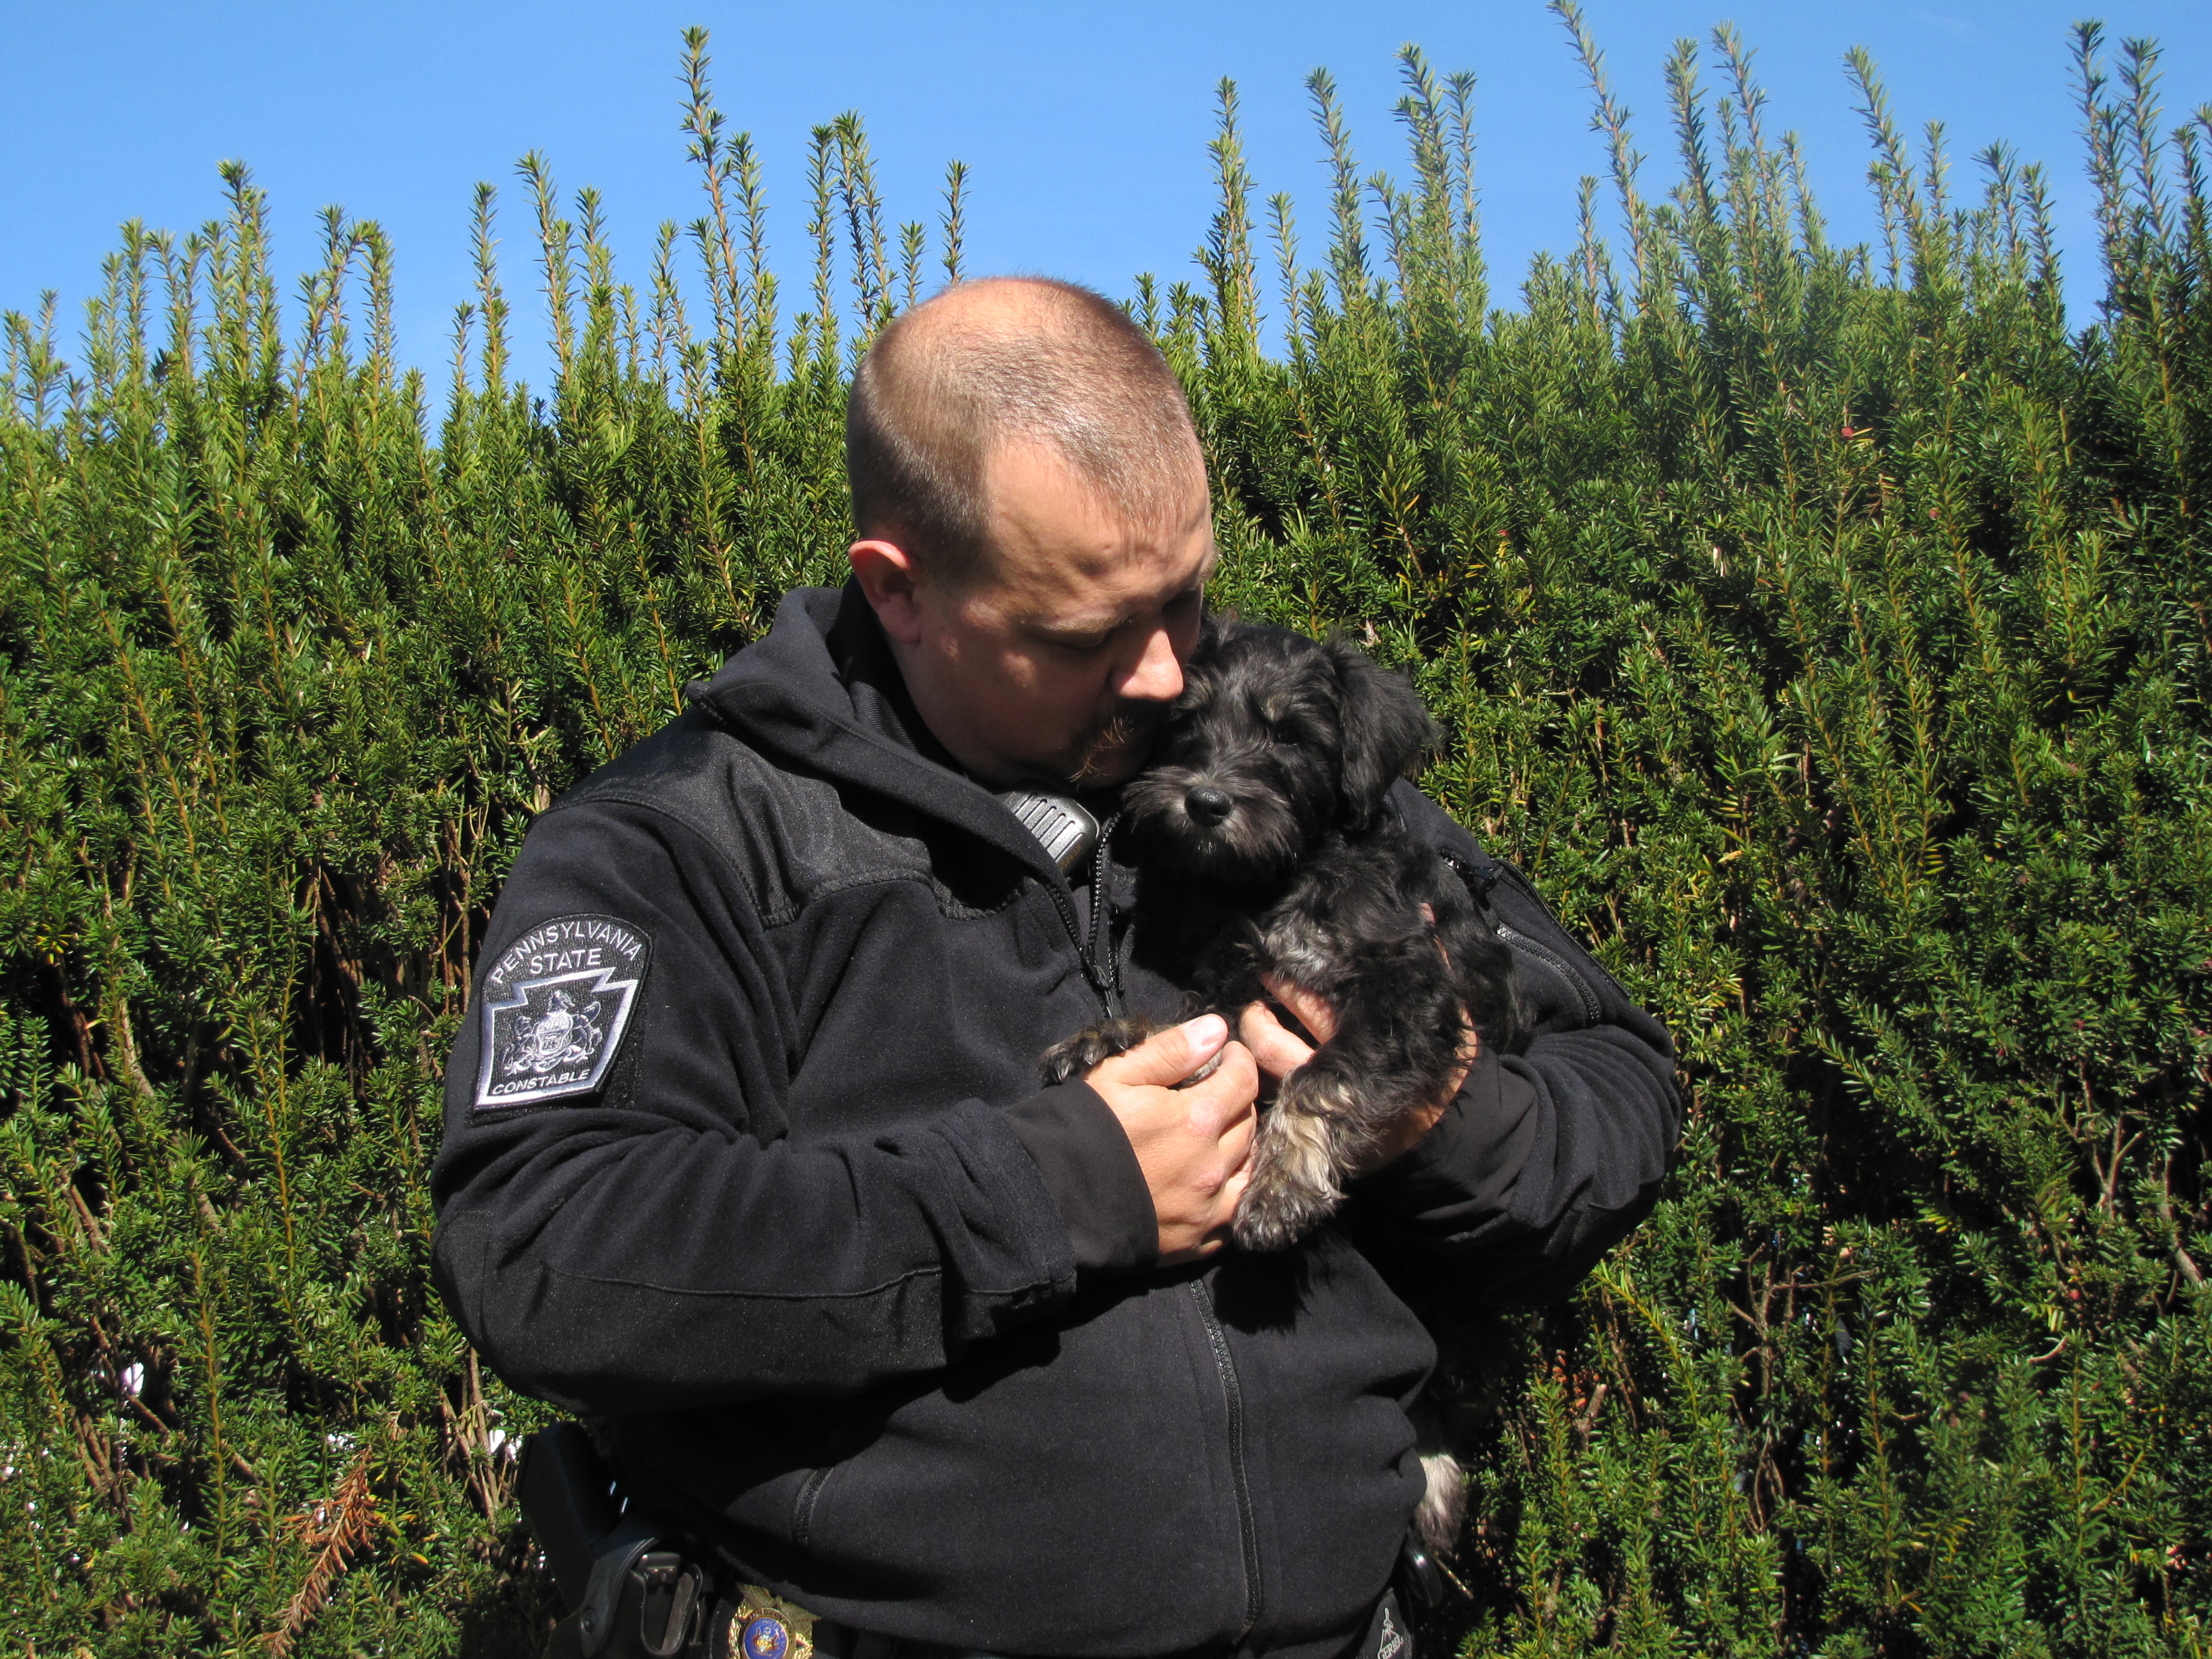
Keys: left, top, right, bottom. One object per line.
{"left": 429, "top": 796, "right": 1109, "bottom": 1417}
{"left": 1345, "top": 783, "right": 1682, "bottom": 1306}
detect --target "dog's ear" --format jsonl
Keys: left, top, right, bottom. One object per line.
{"left": 1327, "top": 635, "right": 1438, "bottom": 823}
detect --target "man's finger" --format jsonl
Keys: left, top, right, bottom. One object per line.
{"left": 1238, "top": 1001, "right": 1315, "bottom": 1081}
{"left": 1259, "top": 977, "right": 1339, "bottom": 1047}
{"left": 1218, "top": 1158, "right": 1252, "bottom": 1218}
{"left": 1189, "top": 1047, "right": 1261, "bottom": 1149}
{"left": 1182, "top": 1040, "right": 1258, "bottom": 1130}
{"left": 1094, "top": 1014, "right": 1229, "bottom": 1089}
{"left": 1218, "top": 1099, "right": 1257, "bottom": 1170}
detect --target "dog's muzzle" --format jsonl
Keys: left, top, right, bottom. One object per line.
{"left": 1183, "top": 785, "right": 1233, "bottom": 827}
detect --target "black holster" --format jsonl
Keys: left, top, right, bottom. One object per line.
{"left": 518, "top": 1422, "right": 718, "bottom": 1659}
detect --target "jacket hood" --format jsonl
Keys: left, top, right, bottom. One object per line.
{"left": 684, "top": 583, "right": 1076, "bottom": 887}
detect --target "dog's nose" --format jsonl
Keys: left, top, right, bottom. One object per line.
{"left": 1185, "top": 785, "right": 1233, "bottom": 827}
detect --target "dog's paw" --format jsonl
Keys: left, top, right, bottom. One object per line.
{"left": 1039, "top": 1017, "right": 1160, "bottom": 1086}
{"left": 1233, "top": 1105, "right": 1345, "bottom": 1250}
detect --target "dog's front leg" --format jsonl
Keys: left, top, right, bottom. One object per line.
{"left": 1038, "top": 1017, "right": 1164, "bottom": 1086}
{"left": 1234, "top": 939, "right": 1469, "bottom": 1251}
{"left": 1039, "top": 998, "right": 1233, "bottom": 1088}
{"left": 1234, "top": 1045, "right": 1368, "bottom": 1250}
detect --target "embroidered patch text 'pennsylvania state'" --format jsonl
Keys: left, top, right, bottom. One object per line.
{"left": 474, "top": 914, "right": 650, "bottom": 1109}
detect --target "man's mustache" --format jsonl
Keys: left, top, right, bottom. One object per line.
{"left": 1068, "top": 701, "right": 1164, "bottom": 787}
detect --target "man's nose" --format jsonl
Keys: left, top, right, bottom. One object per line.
{"left": 1118, "top": 623, "right": 1184, "bottom": 703}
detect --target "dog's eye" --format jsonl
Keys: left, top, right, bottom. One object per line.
{"left": 1272, "top": 726, "right": 1304, "bottom": 748}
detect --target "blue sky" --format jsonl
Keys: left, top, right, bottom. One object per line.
{"left": 3, "top": 1, "right": 2207, "bottom": 394}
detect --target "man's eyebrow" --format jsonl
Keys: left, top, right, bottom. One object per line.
{"left": 1027, "top": 613, "right": 1123, "bottom": 641}
{"left": 1025, "top": 559, "right": 1216, "bottom": 640}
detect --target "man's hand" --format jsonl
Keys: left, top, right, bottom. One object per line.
{"left": 1086, "top": 1015, "right": 1257, "bottom": 1263}
{"left": 1238, "top": 979, "right": 1477, "bottom": 1174}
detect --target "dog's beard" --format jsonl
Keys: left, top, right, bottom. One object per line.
{"left": 1065, "top": 700, "right": 1164, "bottom": 788}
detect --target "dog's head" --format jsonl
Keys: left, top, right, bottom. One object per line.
{"left": 1122, "top": 623, "right": 1438, "bottom": 884}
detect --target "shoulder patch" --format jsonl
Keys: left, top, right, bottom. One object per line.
{"left": 474, "top": 913, "right": 651, "bottom": 1109}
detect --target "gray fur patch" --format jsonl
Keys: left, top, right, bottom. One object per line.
{"left": 1417, "top": 1450, "right": 1467, "bottom": 1555}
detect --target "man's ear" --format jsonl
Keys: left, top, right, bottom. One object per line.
{"left": 1328, "top": 635, "right": 1439, "bottom": 823}
{"left": 849, "top": 535, "right": 927, "bottom": 644}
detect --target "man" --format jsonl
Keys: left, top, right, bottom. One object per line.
{"left": 431, "top": 278, "right": 1678, "bottom": 1659}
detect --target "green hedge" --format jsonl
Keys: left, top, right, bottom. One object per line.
{"left": 3, "top": 15, "right": 2208, "bottom": 1655}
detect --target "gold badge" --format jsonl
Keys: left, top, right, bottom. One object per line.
{"left": 711, "top": 1585, "right": 816, "bottom": 1659}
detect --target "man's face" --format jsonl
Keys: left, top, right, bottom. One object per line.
{"left": 895, "top": 441, "right": 1214, "bottom": 791}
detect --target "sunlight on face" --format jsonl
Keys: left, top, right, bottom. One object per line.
{"left": 904, "top": 440, "right": 1215, "bottom": 789}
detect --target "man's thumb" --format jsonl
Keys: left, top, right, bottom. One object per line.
{"left": 1105, "top": 1014, "right": 1229, "bottom": 1088}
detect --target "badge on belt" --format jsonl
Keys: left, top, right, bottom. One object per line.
{"left": 711, "top": 1585, "right": 817, "bottom": 1659}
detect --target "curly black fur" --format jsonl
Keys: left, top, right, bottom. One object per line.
{"left": 1042, "top": 623, "right": 1522, "bottom": 1252}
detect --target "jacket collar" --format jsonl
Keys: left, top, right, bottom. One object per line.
{"left": 684, "top": 583, "right": 1082, "bottom": 888}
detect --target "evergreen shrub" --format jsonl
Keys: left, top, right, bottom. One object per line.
{"left": 2, "top": 14, "right": 2209, "bottom": 1654}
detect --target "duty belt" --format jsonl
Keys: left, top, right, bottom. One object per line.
{"left": 799, "top": 1590, "right": 1413, "bottom": 1659}
{"left": 547, "top": 1555, "right": 1412, "bottom": 1659}
{"left": 520, "top": 1410, "right": 1436, "bottom": 1659}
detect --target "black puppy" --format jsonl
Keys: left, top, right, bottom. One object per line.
{"left": 1042, "top": 625, "right": 1521, "bottom": 1553}
{"left": 1043, "top": 623, "right": 1521, "bottom": 1252}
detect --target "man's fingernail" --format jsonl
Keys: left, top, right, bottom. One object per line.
{"left": 1185, "top": 1014, "right": 1228, "bottom": 1052}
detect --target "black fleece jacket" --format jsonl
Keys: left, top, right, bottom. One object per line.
{"left": 430, "top": 584, "right": 1679, "bottom": 1659}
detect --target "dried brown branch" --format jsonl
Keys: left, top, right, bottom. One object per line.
{"left": 266, "top": 1442, "right": 381, "bottom": 1656}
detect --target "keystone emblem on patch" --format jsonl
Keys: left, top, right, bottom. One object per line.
{"left": 473, "top": 913, "right": 650, "bottom": 1109}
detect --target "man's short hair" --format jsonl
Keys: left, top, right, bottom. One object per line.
{"left": 846, "top": 276, "right": 1203, "bottom": 586}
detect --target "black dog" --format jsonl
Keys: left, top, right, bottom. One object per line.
{"left": 1041, "top": 623, "right": 1522, "bottom": 1555}
{"left": 1043, "top": 624, "right": 1521, "bottom": 1251}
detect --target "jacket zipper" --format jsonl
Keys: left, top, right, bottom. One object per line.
{"left": 1045, "top": 879, "right": 1118, "bottom": 1018}
{"left": 1439, "top": 848, "right": 1500, "bottom": 900}
{"left": 1089, "top": 812, "right": 1124, "bottom": 1012}
{"left": 1044, "top": 813, "right": 1122, "bottom": 1019}
{"left": 1189, "top": 1279, "right": 1263, "bottom": 1643}
{"left": 1494, "top": 923, "right": 1603, "bottom": 1025}
{"left": 1441, "top": 849, "right": 1605, "bottom": 1025}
